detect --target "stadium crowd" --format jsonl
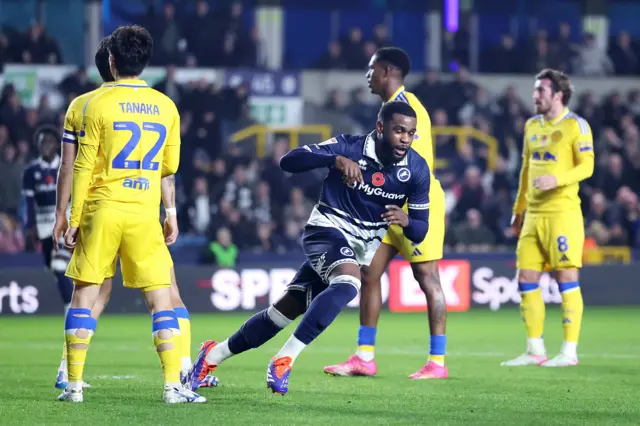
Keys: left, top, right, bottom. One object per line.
{"left": 1, "top": 11, "right": 639, "bottom": 260}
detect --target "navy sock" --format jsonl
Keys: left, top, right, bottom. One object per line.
{"left": 54, "top": 272, "right": 74, "bottom": 305}
{"left": 294, "top": 282, "right": 358, "bottom": 345}
{"left": 227, "top": 309, "right": 283, "bottom": 354}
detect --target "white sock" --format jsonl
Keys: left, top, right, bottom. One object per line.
{"left": 560, "top": 341, "right": 577, "bottom": 359}
{"left": 204, "top": 339, "right": 233, "bottom": 366}
{"left": 527, "top": 338, "right": 546, "bottom": 355}
{"left": 181, "top": 356, "right": 192, "bottom": 373}
{"left": 67, "top": 381, "right": 82, "bottom": 391}
{"left": 59, "top": 358, "right": 67, "bottom": 373}
{"left": 275, "top": 335, "right": 307, "bottom": 365}
{"left": 355, "top": 348, "right": 375, "bottom": 362}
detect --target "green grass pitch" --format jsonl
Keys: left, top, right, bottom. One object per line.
{"left": 1, "top": 307, "right": 639, "bottom": 425}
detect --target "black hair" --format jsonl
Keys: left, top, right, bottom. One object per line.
{"left": 374, "top": 47, "right": 411, "bottom": 78}
{"left": 378, "top": 101, "right": 416, "bottom": 123}
{"left": 95, "top": 36, "right": 114, "bottom": 83}
{"left": 34, "top": 124, "right": 60, "bottom": 150}
{"left": 108, "top": 25, "right": 153, "bottom": 77}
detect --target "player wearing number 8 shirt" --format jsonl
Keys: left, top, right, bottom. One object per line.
{"left": 61, "top": 25, "right": 205, "bottom": 404}
{"left": 502, "top": 69, "right": 594, "bottom": 368}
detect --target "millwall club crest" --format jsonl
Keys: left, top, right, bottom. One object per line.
{"left": 397, "top": 168, "right": 411, "bottom": 182}
{"left": 358, "top": 159, "right": 367, "bottom": 170}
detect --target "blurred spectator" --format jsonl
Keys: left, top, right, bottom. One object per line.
{"left": 283, "top": 187, "right": 314, "bottom": 233}
{"left": 19, "top": 24, "right": 62, "bottom": 65}
{"left": 608, "top": 32, "right": 637, "bottom": 76}
{"left": 207, "top": 227, "right": 238, "bottom": 267}
{"left": 574, "top": 33, "right": 613, "bottom": 77}
{"left": 342, "top": 28, "right": 366, "bottom": 70}
{"left": 449, "top": 209, "right": 496, "bottom": 252}
{"left": 452, "top": 166, "right": 486, "bottom": 220}
{"left": 315, "top": 41, "right": 347, "bottom": 70}
{"left": 185, "top": 177, "right": 213, "bottom": 236}
{"left": 0, "top": 144, "right": 22, "bottom": 216}
{"left": 153, "top": 65, "right": 183, "bottom": 105}
{"left": 585, "top": 191, "right": 626, "bottom": 246}
{"left": 0, "top": 213, "right": 24, "bottom": 254}
{"left": 58, "top": 68, "right": 96, "bottom": 101}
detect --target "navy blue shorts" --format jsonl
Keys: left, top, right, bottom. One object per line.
{"left": 287, "top": 226, "right": 358, "bottom": 307}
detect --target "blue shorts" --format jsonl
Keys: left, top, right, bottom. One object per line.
{"left": 287, "top": 226, "right": 358, "bottom": 306}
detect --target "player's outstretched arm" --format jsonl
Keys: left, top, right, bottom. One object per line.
{"left": 161, "top": 175, "right": 179, "bottom": 246}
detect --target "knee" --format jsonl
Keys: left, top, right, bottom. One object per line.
{"left": 518, "top": 269, "right": 542, "bottom": 283}
{"left": 329, "top": 274, "right": 361, "bottom": 295}
{"left": 411, "top": 262, "right": 441, "bottom": 293}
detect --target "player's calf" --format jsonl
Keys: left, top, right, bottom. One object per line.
{"left": 60, "top": 307, "right": 97, "bottom": 401}
{"left": 186, "top": 300, "right": 299, "bottom": 392}
{"left": 270, "top": 267, "right": 361, "bottom": 394}
{"left": 501, "top": 269, "right": 548, "bottom": 366}
{"left": 411, "top": 261, "right": 447, "bottom": 371}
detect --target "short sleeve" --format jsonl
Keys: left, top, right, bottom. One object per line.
{"left": 78, "top": 100, "right": 101, "bottom": 147}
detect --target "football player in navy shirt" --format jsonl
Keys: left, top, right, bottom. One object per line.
{"left": 23, "top": 126, "right": 74, "bottom": 309}
{"left": 186, "top": 101, "right": 431, "bottom": 395}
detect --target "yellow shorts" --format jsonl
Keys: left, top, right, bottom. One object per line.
{"left": 382, "top": 190, "right": 445, "bottom": 263}
{"left": 516, "top": 211, "right": 584, "bottom": 271}
{"left": 66, "top": 204, "right": 172, "bottom": 290}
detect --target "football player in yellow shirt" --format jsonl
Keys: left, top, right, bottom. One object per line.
{"left": 324, "top": 47, "right": 448, "bottom": 379}
{"left": 52, "top": 36, "right": 208, "bottom": 392}
{"left": 502, "top": 69, "right": 594, "bottom": 368}
{"left": 58, "top": 25, "right": 204, "bottom": 404}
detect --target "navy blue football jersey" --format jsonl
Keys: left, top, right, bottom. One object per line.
{"left": 303, "top": 132, "right": 431, "bottom": 264}
{"left": 22, "top": 156, "right": 60, "bottom": 240}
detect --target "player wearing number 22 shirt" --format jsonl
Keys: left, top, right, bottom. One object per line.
{"left": 185, "top": 101, "right": 431, "bottom": 396}
{"left": 61, "top": 25, "right": 204, "bottom": 405}
{"left": 65, "top": 78, "right": 179, "bottom": 287}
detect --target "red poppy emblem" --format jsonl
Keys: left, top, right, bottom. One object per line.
{"left": 45, "top": 175, "right": 54, "bottom": 184}
{"left": 372, "top": 172, "right": 385, "bottom": 187}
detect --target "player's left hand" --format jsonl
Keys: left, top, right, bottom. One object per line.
{"left": 533, "top": 175, "right": 558, "bottom": 191}
{"left": 64, "top": 227, "right": 79, "bottom": 251}
{"left": 381, "top": 205, "right": 409, "bottom": 227}
{"left": 164, "top": 215, "right": 179, "bottom": 246}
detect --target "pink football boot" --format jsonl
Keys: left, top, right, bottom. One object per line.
{"left": 409, "top": 361, "right": 449, "bottom": 379}
{"left": 323, "top": 354, "right": 377, "bottom": 377}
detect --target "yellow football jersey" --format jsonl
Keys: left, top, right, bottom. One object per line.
{"left": 62, "top": 83, "right": 113, "bottom": 145}
{"left": 69, "top": 79, "right": 180, "bottom": 227}
{"left": 387, "top": 86, "right": 443, "bottom": 194}
{"left": 513, "top": 108, "right": 594, "bottom": 215}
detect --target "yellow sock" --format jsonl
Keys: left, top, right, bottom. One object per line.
{"left": 64, "top": 308, "right": 97, "bottom": 386}
{"left": 428, "top": 355, "right": 445, "bottom": 365}
{"left": 152, "top": 310, "right": 182, "bottom": 385}
{"left": 519, "top": 283, "right": 545, "bottom": 340}
{"left": 175, "top": 307, "right": 192, "bottom": 372}
{"left": 559, "top": 282, "right": 583, "bottom": 343}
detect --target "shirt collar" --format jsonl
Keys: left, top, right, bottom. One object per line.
{"left": 39, "top": 155, "right": 60, "bottom": 169}
{"left": 101, "top": 83, "right": 114, "bottom": 88}
{"left": 542, "top": 107, "right": 570, "bottom": 126}
{"left": 387, "top": 85, "right": 407, "bottom": 103}
{"left": 362, "top": 132, "right": 409, "bottom": 167}
{"left": 113, "top": 79, "right": 148, "bottom": 88}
